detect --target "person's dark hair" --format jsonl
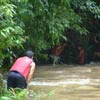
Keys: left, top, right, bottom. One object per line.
{"left": 25, "top": 50, "right": 34, "bottom": 58}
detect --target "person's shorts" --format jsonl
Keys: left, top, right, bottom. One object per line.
{"left": 7, "top": 71, "right": 27, "bottom": 89}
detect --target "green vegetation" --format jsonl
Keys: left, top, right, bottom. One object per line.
{"left": 0, "top": 88, "right": 26, "bottom": 100}
{"left": 1, "top": 1, "right": 100, "bottom": 99}
{"left": 0, "top": 76, "right": 54, "bottom": 100}
{"left": 0, "top": 0, "right": 100, "bottom": 65}
{"left": 0, "top": 80, "right": 54, "bottom": 100}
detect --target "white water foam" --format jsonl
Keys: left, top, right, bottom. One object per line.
{"left": 29, "top": 79, "right": 100, "bottom": 86}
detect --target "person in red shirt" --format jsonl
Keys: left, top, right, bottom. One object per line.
{"left": 7, "top": 50, "right": 35, "bottom": 89}
{"left": 77, "top": 45, "right": 84, "bottom": 65}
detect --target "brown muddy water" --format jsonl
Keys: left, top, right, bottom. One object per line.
{"left": 15, "top": 63, "right": 100, "bottom": 100}
{"left": 28, "top": 63, "right": 100, "bottom": 100}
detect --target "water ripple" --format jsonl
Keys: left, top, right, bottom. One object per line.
{"left": 29, "top": 79, "right": 100, "bottom": 86}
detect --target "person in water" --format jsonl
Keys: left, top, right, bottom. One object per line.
{"left": 77, "top": 45, "right": 84, "bottom": 65}
{"left": 51, "top": 43, "right": 67, "bottom": 66}
{"left": 7, "top": 50, "right": 35, "bottom": 89}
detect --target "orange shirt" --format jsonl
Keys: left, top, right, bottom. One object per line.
{"left": 51, "top": 44, "right": 66, "bottom": 56}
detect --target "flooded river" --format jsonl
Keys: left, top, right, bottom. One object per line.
{"left": 28, "top": 63, "right": 100, "bottom": 100}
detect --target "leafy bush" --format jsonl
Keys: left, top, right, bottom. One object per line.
{"left": 0, "top": 77, "right": 54, "bottom": 100}
{"left": 0, "top": 87, "right": 54, "bottom": 100}
{"left": 0, "top": 88, "right": 27, "bottom": 100}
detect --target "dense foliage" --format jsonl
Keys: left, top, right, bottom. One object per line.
{"left": 0, "top": 0, "right": 25, "bottom": 58}
{"left": 1, "top": 0, "right": 100, "bottom": 65}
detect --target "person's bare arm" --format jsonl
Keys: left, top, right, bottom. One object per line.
{"left": 27, "top": 62, "right": 35, "bottom": 84}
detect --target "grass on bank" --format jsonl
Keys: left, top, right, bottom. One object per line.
{"left": 0, "top": 77, "right": 54, "bottom": 100}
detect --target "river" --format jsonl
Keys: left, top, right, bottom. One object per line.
{"left": 28, "top": 63, "right": 100, "bottom": 100}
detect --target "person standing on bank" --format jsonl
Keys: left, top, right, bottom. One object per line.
{"left": 7, "top": 50, "right": 35, "bottom": 89}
